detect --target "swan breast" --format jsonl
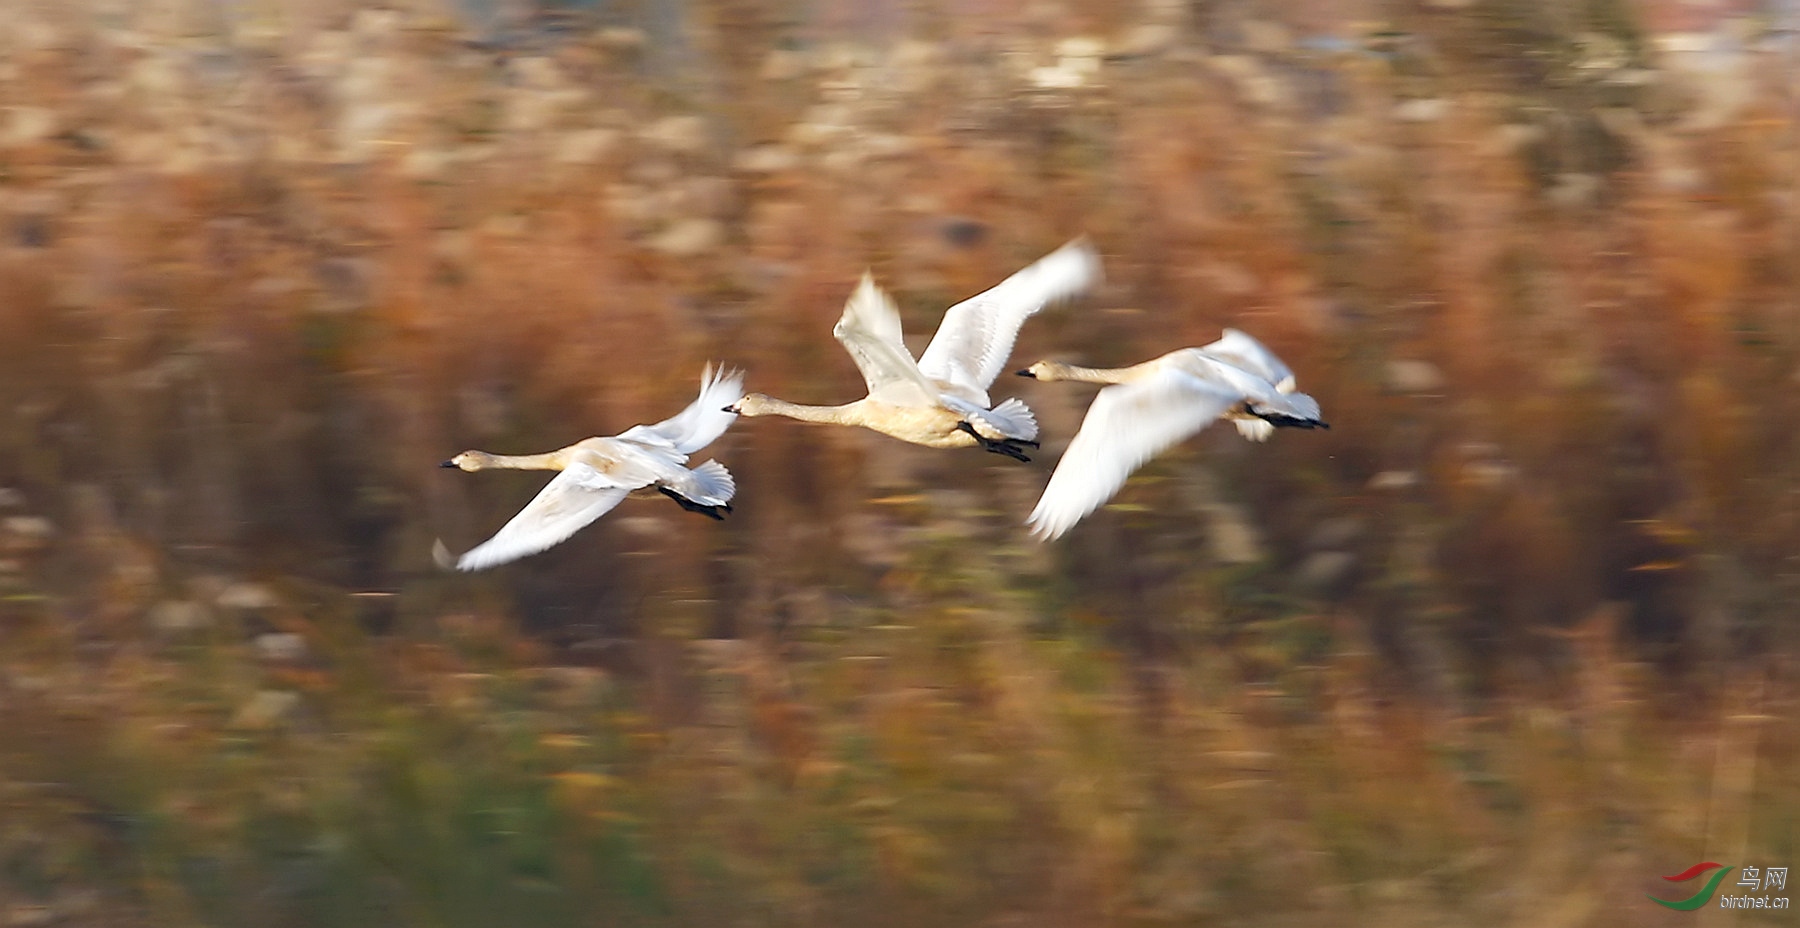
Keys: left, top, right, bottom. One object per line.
{"left": 854, "top": 401, "right": 977, "bottom": 447}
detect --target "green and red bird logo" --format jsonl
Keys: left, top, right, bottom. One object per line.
{"left": 1649, "top": 861, "right": 1734, "bottom": 910}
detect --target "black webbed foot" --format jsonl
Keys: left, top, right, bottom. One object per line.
{"left": 956, "top": 421, "right": 1034, "bottom": 462}
{"left": 990, "top": 442, "right": 1032, "bottom": 462}
{"left": 1242, "top": 402, "right": 1330, "bottom": 430}
{"left": 1254, "top": 411, "right": 1330, "bottom": 430}
{"left": 658, "top": 486, "right": 730, "bottom": 520}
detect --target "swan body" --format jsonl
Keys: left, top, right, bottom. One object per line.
{"left": 726, "top": 239, "right": 1101, "bottom": 461}
{"left": 1017, "top": 330, "right": 1327, "bottom": 540}
{"left": 435, "top": 364, "right": 743, "bottom": 572}
{"left": 725, "top": 395, "right": 986, "bottom": 448}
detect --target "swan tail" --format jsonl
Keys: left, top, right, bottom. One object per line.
{"left": 974, "top": 397, "right": 1039, "bottom": 442}
{"left": 683, "top": 459, "right": 736, "bottom": 506}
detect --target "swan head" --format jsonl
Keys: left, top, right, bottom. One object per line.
{"left": 1015, "top": 361, "right": 1066, "bottom": 382}
{"left": 723, "top": 393, "right": 775, "bottom": 416}
{"left": 440, "top": 451, "right": 494, "bottom": 471}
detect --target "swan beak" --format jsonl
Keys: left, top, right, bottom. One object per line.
{"left": 1014, "top": 369, "right": 1036, "bottom": 379}
{"left": 721, "top": 404, "right": 739, "bottom": 414}
{"left": 438, "top": 459, "right": 459, "bottom": 468}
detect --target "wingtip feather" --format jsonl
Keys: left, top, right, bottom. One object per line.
{"left": 431, "top": 539, "right": 462, "bottom": 571}
{"left": 1059, "top": 236, "right": 1104, "bottom": 289}
{"left": 698, "top": 361, "right": 746, "bottom": 404}
{"left": 1024, "top": 508, "right": 1071, "bottom": 542}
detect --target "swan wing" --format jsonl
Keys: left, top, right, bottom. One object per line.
{"left": 917, "top": 238, "right": 1101, "bottom": 401}
{"left": 832, "top": 272, "right": 939, "bottom": 407}
{"left": 1027, "top": 367, "right": 1240, "bottom": 541}
{"left": 619, "top": 363, "right": 745, "bottom": 454}
{"left": 1198, "top": 329, "right": 1299, "bottom": 393}
{"left": 440, "top": 462, "right": 632, "bottom": 571}
{"left": 1194, "top": 353, "right": 1324, "bottom": 422}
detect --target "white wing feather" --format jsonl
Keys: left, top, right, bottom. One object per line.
{"left": 1192, "top": 353, "right": 1322, "bottom": 422}
{"left": 619, "top": 363, "right": 744, "bottom": 454}
{"left": 444, "top": 462, "right": 632, "bottom": 571}
{"left": 918, "top": 238, "right": 1101, "bottom": 402}
{"left": 1027, "top": 368, "right": 1241, "bottom": 541}
{"left": 831, "top": 273, "right": 940, "bottom": 407}
{"left": 1198, "top": 329, "right": 1299, "bottom": 393}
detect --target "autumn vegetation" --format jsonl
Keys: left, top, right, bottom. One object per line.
{"left": 0, "top": 0, "right": 1795, "bottom": 924}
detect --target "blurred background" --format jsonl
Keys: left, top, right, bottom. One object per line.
{"left": 0, "top": 0, "right": 1796, "bottom": 924}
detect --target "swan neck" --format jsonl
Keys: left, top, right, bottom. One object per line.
{"left": 1054, "top": 363, "right": 1131, "bottom": 385}
{"left": 759, "top": 398, "right": 859, "bottom": 425}
{"left": 478, "top": 451, "right": 564, "bottom": 470}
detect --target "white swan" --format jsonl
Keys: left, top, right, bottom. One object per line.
{"left": 1016, "top": 329, "right": 1327, "bottom": 540}
{"left": 434, "top": 364, "right": 743, "bottom": 571}
{"left": 725, "top": 239, "right": 1101, "bottom": 461}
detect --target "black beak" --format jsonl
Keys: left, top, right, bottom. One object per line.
{"left": 1015, "top": 369, "right": 1036, "bottom": 378}
{"left": 721, "top": 406, "right": 737, "bottom": 414}
{"left": 439, "top": 459, "right": 458, "bottom": 468}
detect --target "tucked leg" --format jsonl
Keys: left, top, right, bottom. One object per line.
{"left": 956, "top": 421, "right": 1034, "bottom": 462}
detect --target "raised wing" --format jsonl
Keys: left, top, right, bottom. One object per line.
{"left": 918, "top": 238, "right": 1101, "bottom": 402}
{"left": 1198, "top": 329, "right": 1299, "bottom": 393}
{"left": 438, "top": 462, "right": 632, "bottom": 571}
{"left": 619, "top": 363, "right": 744, "bottom": 454}
{"left": 1027, "top": 367, "right": 1240, "bottom": 541}
{"left": 831, "top": 272, "right": 939, "bottom": 407}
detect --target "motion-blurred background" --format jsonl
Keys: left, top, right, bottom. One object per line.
{"left": 0, "top": 0, "right": 1795, "bottom": 924}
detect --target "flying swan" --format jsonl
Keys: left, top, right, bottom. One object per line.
{"left": 1016, "top": 329, "right": 1327, "bottom": 540}
{"left": 434, "top": 364, "right": 743, "bottom": 571}
{"left": 724, "top": 239, "right": 1102, "bottom": 461}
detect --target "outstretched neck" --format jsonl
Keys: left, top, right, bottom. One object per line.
{"left": 1044, "top": 362, "right": 1135, "bottom": 385}
{"left": 750, "top": 398, "right": 864, "bottom": 426}
{"left": 473, "top": 450, "right": 566, "bottom": 471}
